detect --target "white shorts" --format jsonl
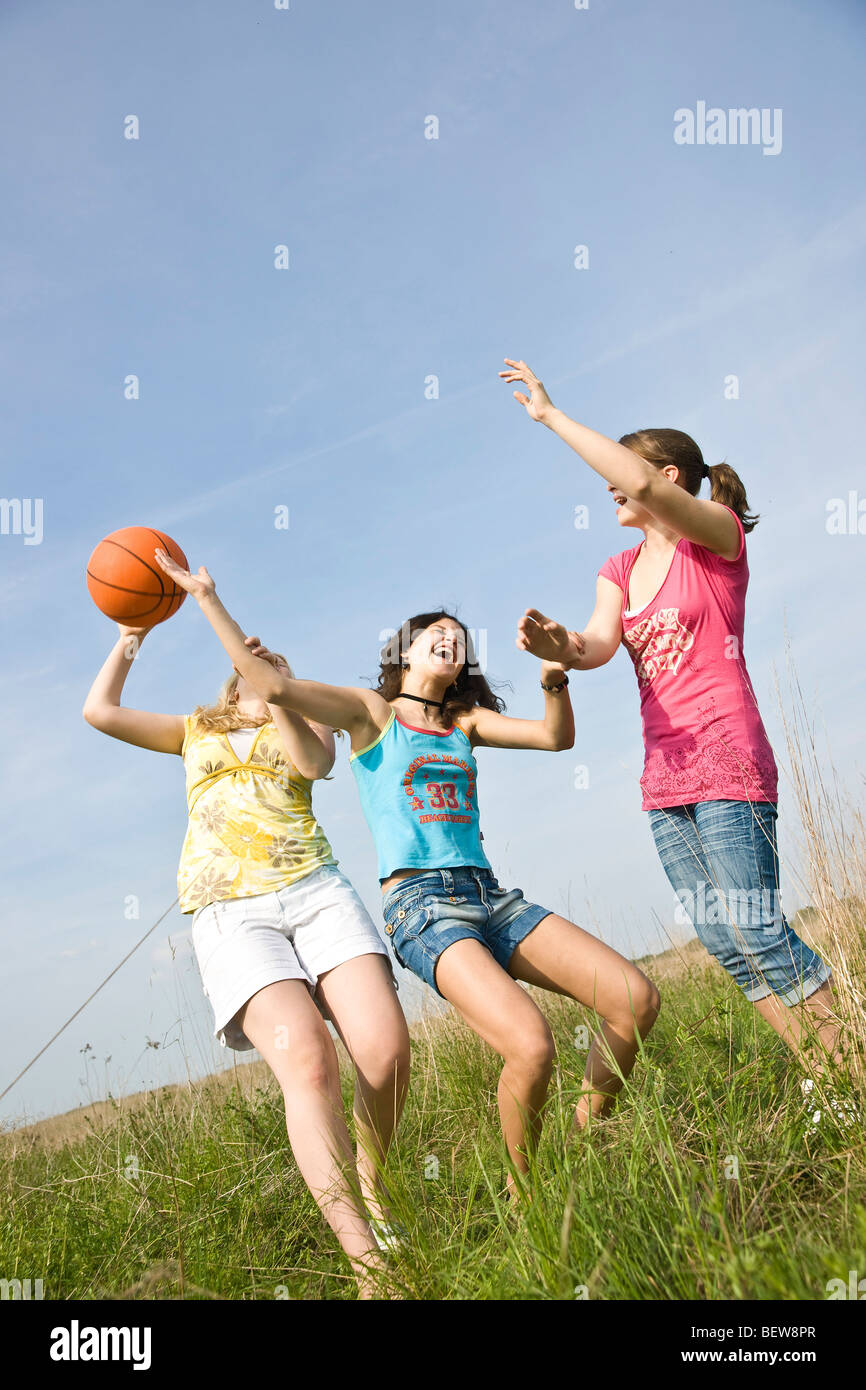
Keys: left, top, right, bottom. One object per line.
{"left": 191, "top": 864, "right": 391, "bottom": 1052}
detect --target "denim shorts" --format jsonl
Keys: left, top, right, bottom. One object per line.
{"left": 648, "top": 800, "right": 832, "bottom": 1006}
{"left": 381, "top": 866, "right": 552, "bottom": 996}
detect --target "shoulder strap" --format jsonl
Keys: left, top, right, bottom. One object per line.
{"left": 349, "top": 707, "right": 396, "bottom": 762}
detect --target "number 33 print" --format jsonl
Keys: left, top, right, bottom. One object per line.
{"left": 425, "top": 781, "right": 459, "bottom": 810}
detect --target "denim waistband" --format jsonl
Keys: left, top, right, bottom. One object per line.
{"left": 382, "top": 866, "right": 493, "bottom": 899}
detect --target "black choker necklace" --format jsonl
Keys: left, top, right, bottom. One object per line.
{"left": 398, "top": 692, "right": 446, "bottom": 713}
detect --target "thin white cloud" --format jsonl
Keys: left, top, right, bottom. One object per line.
{"left": 152, "top": 200, "right": 866, "bottom": 528}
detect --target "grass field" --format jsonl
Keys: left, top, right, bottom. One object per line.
{"left": 2, "top": 690, "right": 864, "bottom": 1301}
{"left": 2, "top": 922, "right": 863, "bottom": 1302}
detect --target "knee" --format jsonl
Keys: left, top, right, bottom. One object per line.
{"left": 615, "top": 975, "right": 661, "bottom": 1035}
{"left": 367, "top": 1046, "right": 411, "bottom": 1096}
{"left": 354, "top": 1036, "right": 411, "bottom": 1098}
{"left": 635, "top": 978, "right": 661, "bottom": 1032}
{"left": 281, "top": 1040, "right": 334, "bottom": 1097}
{"left": 506, "top": 1025, "right": 556, "bottom": 1080}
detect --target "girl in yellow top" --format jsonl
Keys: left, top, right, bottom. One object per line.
{"left": 177, "top": 706, "right": 338, "bottom": 912}
{"left": 83, "top": 619, "right": 410, "bottom": 1299}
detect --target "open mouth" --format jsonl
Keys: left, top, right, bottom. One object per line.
{"left": 431, "top": 636, "right": 462, "bottom": 666}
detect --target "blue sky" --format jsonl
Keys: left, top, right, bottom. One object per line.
{"left": 2, "top": 0, "right": 865, "bottom": 1127}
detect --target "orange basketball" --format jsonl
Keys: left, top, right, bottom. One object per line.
{"left": 86, "top": 526, "right": 188, "bottom": 627}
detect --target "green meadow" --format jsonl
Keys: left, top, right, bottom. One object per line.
{"left": 3, "top": 704, "right": 863, "bottom": 1301}
{"left": 2, "top": 921, "right": 863, "bottom": 1302}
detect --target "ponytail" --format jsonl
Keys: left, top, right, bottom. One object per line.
{"left": 707, "top": 461, "right": 759, "bottom": 533}
{"left": 619, "top": 427, "right": 759, "bottom": 533}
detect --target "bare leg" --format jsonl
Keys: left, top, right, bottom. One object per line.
{"left": 316, "top": 954, "right": 411, "bottom": 1223}
{"left": 237, "top": 979, "right": 385, "bottom": 1298}
{"left": 508, "top": 914, "right": 661, "bottom": 1128}
{"left": 753, "top": 980, "right": 846, "bottom": 1071}
{"left": 434, "top": 939, "right": 556, "bottom": 1197}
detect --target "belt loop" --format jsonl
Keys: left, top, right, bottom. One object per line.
{"left": 442, "top": 868, "right": 453, "bottom": 892}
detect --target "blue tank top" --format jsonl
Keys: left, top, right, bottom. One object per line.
{"left": 350, "top": 709, "right": 493, "bottom": 881}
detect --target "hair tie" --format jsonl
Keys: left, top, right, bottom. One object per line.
{"left": 701, "top": 462, "right": 711, "bottom": 480}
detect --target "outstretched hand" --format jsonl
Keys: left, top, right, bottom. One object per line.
{"left": 154, "top": 549, "right": 216, "bottom": 603}
{"left": 517, "top": 609, "right": 584, "bottom": 666}
{"left": 498, "top": 359, "right": 555, "bottom": 421}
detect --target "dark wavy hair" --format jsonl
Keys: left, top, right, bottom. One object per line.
{"left": 619, "top": 427, "right": 759, "bottom": 533}
{"left": 375, "top": 610, "right": 506, "bottom": 723}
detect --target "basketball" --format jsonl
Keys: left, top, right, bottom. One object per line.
{"left": 86, "top": 526, "right": 188, "bottom": 627}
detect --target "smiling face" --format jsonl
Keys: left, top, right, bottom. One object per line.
{"left": 608, "top": 462, "right": 685, "bottom": 528}
{"left": 612, "top": 429, "right": 708, "bottom": 530}
{"left": 403, "top": 617, "right": 468, "bottom": 687}
{"left": 377, "top": 608, "right": 504, "bottom": 719}
{"left": 608, "top": 480, "right": 653, "bottom": 528}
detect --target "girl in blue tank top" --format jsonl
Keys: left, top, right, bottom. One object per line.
{"left": 156, "top": 553, "right": 661, "bottom": 1203}
{"left": 350, "top": 707, "right": 491, "bottom": 881}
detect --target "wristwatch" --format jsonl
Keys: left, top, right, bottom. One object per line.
{"left": 540, "top": 673, "right": 569, "bottom": 693}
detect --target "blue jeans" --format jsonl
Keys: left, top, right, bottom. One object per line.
{"left": 381, "top": 867, "right": 551, "bottom": 996}
{"left": 648, "top": 800, "right": 832, "bottom": 1006}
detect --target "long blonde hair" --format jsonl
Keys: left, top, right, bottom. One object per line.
{"left": 190, "top": 655, "right": 294, "bottom": 734}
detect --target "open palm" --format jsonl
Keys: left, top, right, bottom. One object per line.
{"left": 516, "top": 608, "right": 583, "bottom": 664}
{"left": 498, "top": 358, "right": 554, "bottom": 421}
{"left": 154, "top": 548, "right": 215, "bottom": 602}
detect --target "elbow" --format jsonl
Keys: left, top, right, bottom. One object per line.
{"left": 83, "top": 699, "right": 121, "bottom": 733}
{"left": 255, "top": 672, "right": 285, "bottom": 705}
{"left": 253, "top": 664, "right": 292, "bottom": 708}
{"left": 545, "top": 728, "right": 574, "bottom": 752}
{"left": 295, "top": 755, "right": 334, "bottom": 780}
{"left": 631, "top": 473, "right": 654, "bottom": 505}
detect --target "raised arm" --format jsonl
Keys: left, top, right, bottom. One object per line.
{"left": 460, "top": 660, "right": 574, "bottom": 751}
{"left": 253, "top": 649, "right": 336, "bottom": 780}
{"left": 500, "top": 358, "right": 740, "bottom": 559}
{"left": 82, "top": 626, "right": 185, "bottom": 754}
{"left": 153, "top": 550, "right": 386, "bottom": 750}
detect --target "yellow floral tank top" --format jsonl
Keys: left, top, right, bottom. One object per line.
{"left": 177, "top": 717, "right": 337, "bottom": 913}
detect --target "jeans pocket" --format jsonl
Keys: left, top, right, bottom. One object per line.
{"left": 396, "top": 900, "right": 432, "bottom": 941}
{"left": 383, "top": 889, "right": 421, "bottom": 924}
{"left": 386, "top": 903, "right": 430, "bottom": 968}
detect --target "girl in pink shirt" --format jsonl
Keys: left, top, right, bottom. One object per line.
{"left": 501, "top": 358, "right": 847, "bottom": 1101}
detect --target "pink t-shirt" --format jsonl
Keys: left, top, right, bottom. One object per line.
{"left": 598, "top": 508, "right": 778, "bottom": 811}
